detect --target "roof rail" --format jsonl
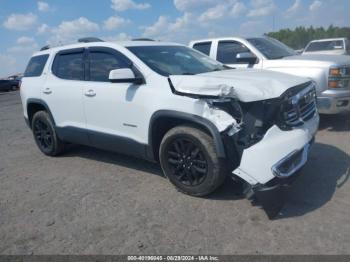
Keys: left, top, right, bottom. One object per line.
{"left": 40, "top": 45, "right": 50, "bottom": 51}
{"left": 78, "top": 37, "right": 104, "bottom": 43}
{"left": 132, "top": 38, "right": 155, "bottom": 41}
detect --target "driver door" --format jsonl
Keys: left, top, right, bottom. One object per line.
{"left": 215, "top": 40, "right": 262, "bottom": 69}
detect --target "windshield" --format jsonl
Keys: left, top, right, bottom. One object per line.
{"left": 247, "top": 37, "right": 296, "bottom": 59}
{"left": 127, "top": 45, "right": 228, "bottom": 76}
{"left": 306, "top": 40, "right": 344, "bottom": 52}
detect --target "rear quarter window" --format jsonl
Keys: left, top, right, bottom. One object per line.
{"left": 24, "top": 54, "right": 49, "bottom": 77}
{"left": 192, "top": 42, "right": 212, "bottom": 56}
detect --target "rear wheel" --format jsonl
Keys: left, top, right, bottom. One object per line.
{"left": 159, "top": 126, "right": 226, "bottom": 197}
{"left": 32, "top": 111, "right": 65, "bottom": 156}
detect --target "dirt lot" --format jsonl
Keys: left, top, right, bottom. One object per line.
{"left": 0, "top": 91, "right": 349, "bottom": 255}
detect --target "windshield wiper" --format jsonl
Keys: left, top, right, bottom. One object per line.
{"left": 181, "top": 72, "right": 195, "bottom": 75}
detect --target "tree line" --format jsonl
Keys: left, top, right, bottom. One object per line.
{"left": 266, "top": 25, "right": 350, "bottom": 50}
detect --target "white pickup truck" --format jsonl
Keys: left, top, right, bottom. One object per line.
{"left": 303, "top": 38, "right": 350, "bottom": 56}
{"left": 190, "top": 36, "right": 350, "bottom": 114}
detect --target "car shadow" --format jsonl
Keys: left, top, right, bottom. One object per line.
{"left": 276, "top": 142, "right": 350, "bottom": 219}
{"left": 62, "top": 145, "right": 164, "bottom": 178}
{"left": 62, "top": 142, "right": 349, "bottom": 219}
{"left": 319, "top": 113, "right": 350, "bottom": 132}
{"left": 62, "top": 145, "right": 245, "bottom": 201}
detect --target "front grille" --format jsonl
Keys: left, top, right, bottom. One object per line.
{"left": 283, "top": 83, "right": 317, "bottom": 127}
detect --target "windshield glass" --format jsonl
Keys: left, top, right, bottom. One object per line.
{"left": 127, "top": 45, "right": 228, "bottom": 76}
{"left": 247, "top": 37, "right": 296, "bottom": 59}
{"left": 306, "top": 40, "right": 344, "bottom": 52}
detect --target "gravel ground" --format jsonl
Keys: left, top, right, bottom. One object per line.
{"left": 0, "top": 91, "right": 349, "bottom": 255}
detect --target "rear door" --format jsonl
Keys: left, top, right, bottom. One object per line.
{"left": 44, "top": 48, "right": 89, "bottom": 144}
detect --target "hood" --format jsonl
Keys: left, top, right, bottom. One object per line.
{"left": 169, "top": 69, "right": 309, "bottom": 102}
{"left": 281, "top": 54, "right": 350, "bottom": 67}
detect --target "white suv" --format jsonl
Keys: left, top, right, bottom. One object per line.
{"left": 21, "top": 38, "right": 319, "bottom": 216}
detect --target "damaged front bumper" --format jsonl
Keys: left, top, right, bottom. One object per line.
{"left": 231, "top": 114, "right": 319, "bottom": 218}
{"left": 246, "top": 139, "right": 314, "bottom": 219}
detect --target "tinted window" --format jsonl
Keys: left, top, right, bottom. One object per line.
{"left": 217, "top": 41, "right": 251, "bottom": 64}
{"left": 247, "top": 37, "right": 296, "bottom": 59}
{"left": 193, "top": 42, "right": 212, "bottom": 56}
{"left": 127, "top": 45, "right": 227, "bottom": 76}
{"left": 24, "top": 55, "right": 49, "bottom": 77}
{"left": 53, "top": 52, "right": 84, "bottom": 80}
{"left": 306, "top": 40, "right": 345, "bottom": 52}
{"left": 89, "top": 51, "right": 129, "bottom": 82}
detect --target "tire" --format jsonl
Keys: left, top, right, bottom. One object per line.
{"left": 31, "top": 111, "right": 65, "bottom": 156}
{"left": 159, "top": 126, "right": 226, "bottom": 197}
{"left": 11, "top": 86, "right": 17, "bottom": 91}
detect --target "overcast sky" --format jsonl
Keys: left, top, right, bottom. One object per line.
{"left": 0, "top": 0, "right": 349, "bottom": 76}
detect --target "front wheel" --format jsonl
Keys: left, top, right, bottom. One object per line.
{"left": 32, "top": 111, "right": 65, "bottom": 156}
{"left": 159, "top": 126, "right": 226, "bottom": 197}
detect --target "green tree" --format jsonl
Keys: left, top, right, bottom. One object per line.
{"left": 267, "top": 26, "right": 350, "bottom": 49}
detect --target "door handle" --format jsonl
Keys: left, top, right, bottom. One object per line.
{"left": 43, "top": 88, "right": 52, "bottom": 94}
{"left": 85, "top": 90, "right": 96, "bottom": 97}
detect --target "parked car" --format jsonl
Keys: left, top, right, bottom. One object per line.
{"left": 0, "top": 75, "right": 21, "bottom": 92}
{"left": 303, "top": 38, "right": 350, "bottom": 56}
{"left": 189, "top": 36, "right": 350, "bottom": 114}
{"left": 21, "top": 38, "right": 319, "bottom": 218}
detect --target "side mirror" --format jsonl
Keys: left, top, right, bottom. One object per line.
{"left": 236, "top": 52, "right": 258, "bottom": 64}
{"left": 109, "top": 68, "right": 143, "bottom": 84}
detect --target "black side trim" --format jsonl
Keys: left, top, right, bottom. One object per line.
{"left": 55, "top": 126, "right": 150, "bottom": 160}
{"left": 87, "top": 129, "right": 148, "bottom": 159}
{"left": 55, "top": 126, "right": 90, "bottom": 146}
{"left": 149, "top": 110, "right": 226, "bottom": 159}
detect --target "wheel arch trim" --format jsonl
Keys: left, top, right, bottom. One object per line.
{"left": 149, "top": 110, "right": 226, "bottom": 159}
{"left": 26, "top": 98, "right": 56, "bottom": 127}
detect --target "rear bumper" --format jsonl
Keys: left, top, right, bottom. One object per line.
{"left": 318, "top": 89, "right": 350, "bottom": 114}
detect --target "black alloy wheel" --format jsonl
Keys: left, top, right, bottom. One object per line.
{"left": 31, "top": 111, "right": 65, "bottom": 156}
{"left": 33, "top": 118, "right": 54, "bottom": 152}
{"left": 166, "top": 137, "right": 208, "bottom": 187}
{"left": 159, "top": 126, "right": 226, "bottom": 197}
